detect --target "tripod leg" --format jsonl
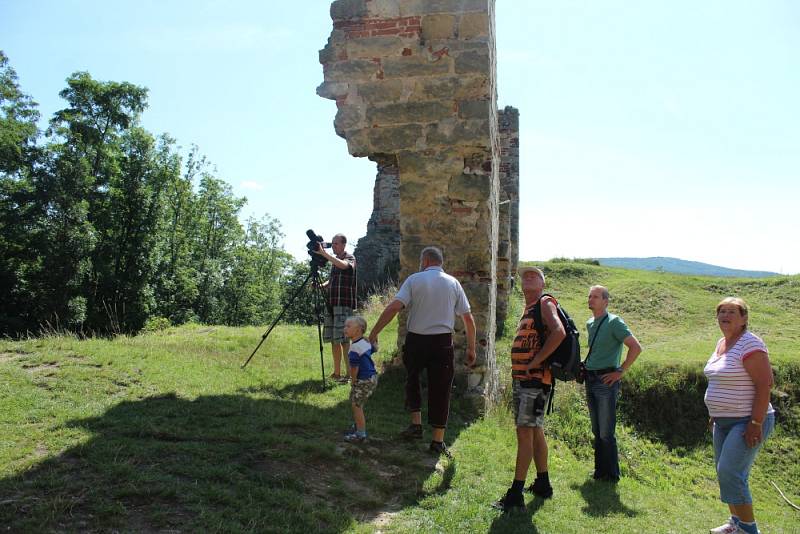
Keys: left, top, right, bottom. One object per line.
{"left": 312, "top": 272, "right": 327, "bottom": 389}
{"left": 242, "top": 270, "right": 314, "bottom": 369}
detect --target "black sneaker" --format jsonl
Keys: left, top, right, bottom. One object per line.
{"left": 491, "top": 489, "right": 525, "bottom": 512}
{"left": 428, "top": 441, "right": 453, "bottom": 459}
{"left": 398, "top": 424, "right": 423, "bottom": 440}
{"left": 526, "top": 480, "right": 553, "bottom": 499}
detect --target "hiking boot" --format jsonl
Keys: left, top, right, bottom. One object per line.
{"left": 709, "top": 518, "right": 739, "bottom": 534}
{"left": 491, "top": 489, "right": 525, "bottom": 513}
{"left": 526, "top": 479, "right": 553, "bottom": 499}
{"left": 344, "top": 431, "right": 367, "bottom": 443}
{"left": 428, "top": 441, "right": 453, "bottom": 459}
{"left": 398, "top": 424, "right": 423, "bottom": 440}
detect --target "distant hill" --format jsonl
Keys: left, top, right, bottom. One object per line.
{"left": 596, "top": 257, "right": 779, "bottom": 278}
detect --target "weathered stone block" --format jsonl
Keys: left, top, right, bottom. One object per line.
{"left": 449, "top": 173, "right": 491, "bottom": 201}
{"left": 358, "top": 80, "right": 405, "bottom": 103}
{"left": 346, "top": 36, "right": 406, "bottom": 59}
{"left": 419, "top": 0, "right": 487, "bottom": 14}
{"left": 366, "top": 0, "right": 401, "bottom": 18}
{"left": 368, "top": 124, "right": 423, "bottom": 151}
{"left": 459, "top": 12, "right": 489, "bottom": 38}
{"left": 458, "top": 99, "right": 490, "bottom": 120}
{"left": 319, "top": 42, "right": 338, "bottom": 65}
{"left": 316, "top": 81, "right": 349, "bottom": 100}
{"left": 367, "top": 101, "right": 453, "bottom": 125}
{"left": 397, "top": 150, "right": 463, "bottom": 177}
{"left": 427, "top": 118, "right": 490, "bottom": 146}
{"left": 330, "top": 0, "right": 368, "bottom": 20}
{"left": 454, "top": 49, "right": 489, "bottom": 74}
{"left": 344, "top": 128, "right": 370, "bottom": 157}
{"left": 383, "top": 56, "right": 451, "bottom": 78}
{"left": 334, "top": 105, "right": 362, "bottom": 134}
{"left": 421, "top": 14, "right": 456, "bottom": 40}
{"left": 412, "top": 76, "right": 488, "bottom": 100}
{"left": 324, "top": 59, "right": 381, "bottom": 82}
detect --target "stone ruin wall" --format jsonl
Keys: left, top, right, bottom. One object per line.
{"left": 495, "top": 106, "right": 520, "bottom": 337}
{"left": 318, "top": 0, "right": 507, "bottom": 403}
{"left": 354, "top": 106, "right": 519, "bottom": 336}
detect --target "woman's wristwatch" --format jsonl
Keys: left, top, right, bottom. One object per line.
{"left": 750, "top": 419, "right": 762, "bottom": 427}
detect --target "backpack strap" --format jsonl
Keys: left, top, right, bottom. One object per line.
{"left": 534, "top": 294, "right": 558, "bottom": 415}
{"left": 531, "top": 293, "right": 557, "bottom": 339}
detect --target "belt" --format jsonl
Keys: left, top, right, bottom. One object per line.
{"left": 585, "top": 367, "right": 619, "bottom": 376}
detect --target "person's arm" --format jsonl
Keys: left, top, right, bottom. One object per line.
{"left": 461, "top": 312, "right": 477, "bottom": 366}
{"left": 529, "top": 298, "right": 566, "bottom": 368}
{"left": 368, "top": 299, "right": 404, "bottom": 347}
{"left": 602, "top": 335, "right": 642, "bottom": 385}
{"left": 742, "top": 350, "right": 773, "bottom": 448}
{"left": 314, "top": 245, "right": 352, "bottom": 271}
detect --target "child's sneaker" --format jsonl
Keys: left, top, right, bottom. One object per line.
{"left": 344, "top": 431, "right": 367, "bottom": 443}
{"left": 709, "top": 517, "right": 739, "bottom": 534}
{"left": 491, "top": 489, "right": 525, "bottom": 513}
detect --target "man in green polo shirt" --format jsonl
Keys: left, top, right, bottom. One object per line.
{"left": 585, "top": 285, "right": 642, "bottom": 482}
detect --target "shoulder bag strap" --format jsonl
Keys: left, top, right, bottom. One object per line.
{"left": 584, "top": 314, "right": 609, "bottom": 366}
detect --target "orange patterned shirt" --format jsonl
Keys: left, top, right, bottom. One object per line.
{"left": 510, "top": 298, "right": 553, "bottom": 385}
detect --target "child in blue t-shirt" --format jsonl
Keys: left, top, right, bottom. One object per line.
{"left": 343, "top": 315, "right": 378, "bottom": 442}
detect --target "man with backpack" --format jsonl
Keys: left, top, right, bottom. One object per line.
{"left": 493, "top": 266, "right": 566, "bottom": 512}
{"left": 585, "top": 285, "right": 642, "bottom": 483}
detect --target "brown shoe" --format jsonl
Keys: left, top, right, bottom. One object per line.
{"left": 398, "top": 424, "right": 423, "bottom": 440}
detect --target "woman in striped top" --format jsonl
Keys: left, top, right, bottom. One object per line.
{"left": 704, "top": 297, "right": 775, "bottom": 534}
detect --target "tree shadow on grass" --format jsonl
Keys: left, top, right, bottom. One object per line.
{"left": 0, "top": 365, "right": 477, "bottom": 532}
{"left": 572, "top": 479, "right": 639, "bottom": 518}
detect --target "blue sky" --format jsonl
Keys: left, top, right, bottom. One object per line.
{"left": 3, "top": 0, "right": 799, "bottom": 273}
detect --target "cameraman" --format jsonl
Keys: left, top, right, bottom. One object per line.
{"left": 314, "top": 233, "right": 357, "bottom": 383}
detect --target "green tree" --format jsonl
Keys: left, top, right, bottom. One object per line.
{"left": 192, "top": 172, "right": 246, "bottom": 323}
{"left": 220, "top": 215, "right": 290, "bottom": 325}
{"left": 31, "top": 72, "right": 150, "bottom": 331}
{"left": 0, "top": 51, "right": 41, "bottom": 334}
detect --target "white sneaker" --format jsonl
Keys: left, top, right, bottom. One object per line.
{"left": 709, "top": 518, "right": 738, "bottom": 534}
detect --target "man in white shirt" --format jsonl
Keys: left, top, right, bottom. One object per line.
{"left": 369, "top": 246, "right": 476, "bottom": 457}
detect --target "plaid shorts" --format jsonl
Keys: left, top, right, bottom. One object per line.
{"left": 512, "top": 380, "right": 551, "bottom": 428}
{"left": 323, "top": 305, "right": 353, "bottom": 344}
{"left": 350, "top": 375, "right": 378, "bottom": 408}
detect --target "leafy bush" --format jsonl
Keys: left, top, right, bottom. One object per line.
{"left": 141, "top": 316, "right": 171, "bottom": 333}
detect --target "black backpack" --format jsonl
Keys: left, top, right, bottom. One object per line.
{"left": 532, "top": 294, "right": 581, "bottom": 382}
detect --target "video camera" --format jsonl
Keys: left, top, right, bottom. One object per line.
{"left": 306, "top": 229, "right": 331, "bottom": 269}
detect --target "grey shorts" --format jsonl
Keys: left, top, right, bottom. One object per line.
{"left": 512, "top": 380, "right": 551, "bottom": 427}
{"left": 350, "top": 375, "right": 378, "bottom": 408}
{"left": 323, "top": 305, "right": 353, "bottom": 344}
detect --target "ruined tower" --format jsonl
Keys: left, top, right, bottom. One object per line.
{"left": 318, "top": 0, "right": 508, "bottom": 402}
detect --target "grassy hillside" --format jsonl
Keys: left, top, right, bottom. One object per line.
{"left": 0, "top": 264, "right": 798, "bottom": 532}
{"left": 597, "top": 256, "right": 780, "bottom": 278}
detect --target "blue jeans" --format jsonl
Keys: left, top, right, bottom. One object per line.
{"left": 585, "top": 374, "right": 621, "bottom": 480}
{"left": 713, "top": 412, "right": 775, "bottom": 504}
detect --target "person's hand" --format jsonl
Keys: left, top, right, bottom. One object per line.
{"left": 743, "top": 421, "right": 763, "bottom": 448}
{"left": 313, "top": 242, "right": 327, "bottom": 256}
{"left": 368, "top": 334, "right": 379, "bottom": 351}
{"left": 601, "top": 370, "right": 623, "bottom": 385}
{"left": 465, "top": 346, "right": 476, "bottom": 367}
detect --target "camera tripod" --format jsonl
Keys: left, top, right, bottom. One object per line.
{"left": 241, "top": 261, "right": 330, "bottom": 390}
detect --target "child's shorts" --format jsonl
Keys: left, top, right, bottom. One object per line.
{"left": 350, "top": 375, "right": 378, "bottom": 408}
